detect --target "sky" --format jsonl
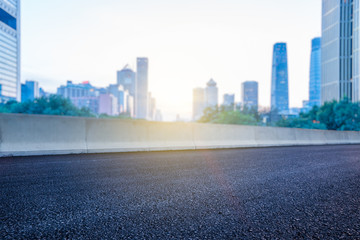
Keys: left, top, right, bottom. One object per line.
{"left": 21, "top": 0, "right": 322, "bottom": 121}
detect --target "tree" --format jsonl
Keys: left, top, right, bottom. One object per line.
{"left": 0, "top": 95, "right": 94, "bottom": 117}
{"left": 276, "top": 99, "right": 360, "bottom": 131}
{"left": 198, "top": 106, "right": 260, "bottom": 126}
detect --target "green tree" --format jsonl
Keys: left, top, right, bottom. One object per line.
{"left": 198, "top": 106, "right": 260, "bottom": 126}
{"left": 277, "top": 99, "right": 360, "bottom": 131}
{"left": 0, "top": 95, "right": 94, "bottom": 117}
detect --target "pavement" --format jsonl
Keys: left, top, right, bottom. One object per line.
{"left": 1, "top": 145, "right": 360, "bottom": 239}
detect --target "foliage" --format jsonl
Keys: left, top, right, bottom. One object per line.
{"left": 277, "top": 99, "right": 360, "bottom": 131}
{"left": 0, "top": 95, "right": 94, "bottom": 117}
{"left": 198, "top": 106, "right": 260, "bottom": 126}
{"left": 98, "top": 113, "right": 132, "bottom": 119}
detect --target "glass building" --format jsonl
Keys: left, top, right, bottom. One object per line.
{"left": 242, "top": 81, "right": 258, "bottom": 109}
{"left": 223, "top": 94, "right": 235, "bottom": 107}
{"left": 57, "top": 80, "right": 101, "bottom": 114}
{"left": 271, "top": 43, "right": 289, "bottom": 112}
{"left": 354, "top": 0, "right": 360, "bottom": 102}
{"left": 321, "top": 0, "right": 360, "bottom": 103}
{"left": 205, "top": 79, "right": 218, "bottom": 108}
{"left": 135, "top": 58, "right": 148, "bottom": 119}
{"left": 117, "top": 65, "right": 136, "bottom": 97}
{"left": 309, "top": 37, "right": 321, "bottom": 107}
{"left": 21, "top": 80, "right": 39, "bottom": 102}
{"left": 0, "top": 0, "right": 20, "bottom": 102}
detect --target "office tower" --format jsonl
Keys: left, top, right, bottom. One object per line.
{"left": 193, "top": 88, "right": 205, "bottom": 120}
{"left": 309, "top": 37, "right": 321, "bottom": 107}
{"left": 0, "top": 0, "right": 20, "bottom": 102}
{"left": 117, "top": 65, "right": 136, "bottom": 96}
{"left": 271, "top": 43, "right": 289, "bottom": 112}
{"left": 136, "top": 58, "right": 148, "bottom": 119}
{"left": 223, "top": 94, "right": 235, "bottom": 110}
{"left": 57, "top": 81, "right": 100, "bottom": 114}
{"left": 354, "top": 1, "right": 360, "bottom": 102}
{"left": 98, "top": 93, "right": 118, "bottom": 116}
{"left": 21, "top": 80, "right": 39, "bottom": 102}
{"left": 322, "top": 0, "right": 360, "bottom": 103}
{"left": 205, "top": 79, "right": 218, "bottom": 108}
{"left": 242, "top": 81, "right": 259, "bottom": 109}
{"left": 108, "top": 84, "right": 130, "bottom": 114}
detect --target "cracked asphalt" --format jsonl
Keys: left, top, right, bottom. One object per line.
{"left": 1, "top": 145, "right": 360, "bottom": 239}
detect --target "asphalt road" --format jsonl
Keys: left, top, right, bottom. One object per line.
{"left": 1, "top": 145, "right": 360, "bottom": 239}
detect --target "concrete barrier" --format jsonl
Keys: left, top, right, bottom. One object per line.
{"left": 193, "top": 124, "right": 257, "bottom": 149}
{"left": 86, "top": 118, "right": 149, "bottom": 153}
{"left": 0, "top": 114, "right": 87, "bottom": 156}
{"left": 1, "top": 113, "right": 360, "bottom": 157}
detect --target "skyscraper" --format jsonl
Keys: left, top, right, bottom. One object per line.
{"left": 271, "top": 43, "right": 289, "bottom": 112}
{"left": 223, "top": 94, "right": 235, "bottom": 107}
{"left": 353, "top": 0, "right": 360, "bottom": 102}
{"left": 309, "top": 37, "right": 321, "bottom": 107}
{"left": 136, "top": 58, "right": 148, "bottom": 119}
{"left": 205, "top": 79, "right": 218, "bottom": 108}
{"left": 117, "top": 65, "right": 136, "bottom": 97}
{"left": 21, "top": 80, "right": 39, "bottom": 102}
{"left": 242, "top": 81, "right": 258, "bottom": 109}
{"left": 193, "top": 88, "right": 205, "bottom": 121}
{"left": 0, "top": 0, "right": 20, "bottom": 102}
{"left": 321, "top": 0, "right": 360, "bottom": 103}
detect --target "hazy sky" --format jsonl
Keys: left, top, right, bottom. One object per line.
{"left": 22, "top": 0, "right": 321, "bottom": 121}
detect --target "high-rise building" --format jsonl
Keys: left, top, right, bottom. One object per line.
{"left": 223, "top": 94, "right": 235, "bottom": 107}
{"left": 242, "top": 81, "right": 258, "bottom": 109}
{"left": 57, "top": 80, "right": 100, "bottom": 114}
{"left": 354, "top": 0, "right": 360, "bottom": 102}
{"left": 321, "top": 0, "right": 360, "bottom": 103}
{"left": 21, "top": 80, "right": 39, "bottom": 102}
{"left": 205, "top": 79, "right": 218, "bottom": 108}
{"left": 136, "top": 58, "right": 148, "bottom": 119}
{"left": 309, "top": 37, "right": 321, "bottom": 107}
{"left": 193, "top": 87, "right": 205, "bottom": 121}
{"left": 271, "top": 43, "right": 289, "bottom": 112}
{"left": 108, "top": 84, "right": 130, "bottom": 114}
{"left": 117, "top": 65, "right": 136, "bottom": 96}
{"left": 98, "top": 93, "right": 118, "bottom": 116}
{"left": 0, "top": 0, "right": 21, "bottom": 102}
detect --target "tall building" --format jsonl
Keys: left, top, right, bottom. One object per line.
{"left": 193, "top": 87, "right": 205, "bottom": 121}
{"left": 271, "top": 43, "right": 289, "bottom": 112}
{"left": 309, "top": 37, "right": 321, "bottom": 107}
{"left": 242, "top": 81, "right": 258, "bottom": 109}
{"left": 98, "top": 93, "right": 118, "bottom": 116}
{"left": 57, "top": 80, "right": 100, "bottom": 114}
{"left": 205, "top": 79, "right": 218, "bottom": 108}
{"left": 223, "top": 94, "right": 235, "bottom": 107}
{"left": 108, "top": 84, "right": 130, "bottom": 114}
{"left": 136, "top": 58, "right": 148, "bottom": 119}
{"left": 321, "top": 0, "right": 360, "bottom": 103}
{"left": 21, "top": 80, "right": 39, "bottom": 102}
{"left": 117, "top": 65, "right": 136, "bottom": 96}
{"left": 0, "top": 0, "right": 21, "bottom": 102}
{"left": 354, "top": 0, "right": 360, "bottom": 102}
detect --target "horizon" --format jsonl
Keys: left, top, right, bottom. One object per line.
{"left": 21, "top": 0, "right": 322, "bottom": 121}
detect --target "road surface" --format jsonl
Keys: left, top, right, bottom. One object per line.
{"left": 1, "top": 145, "right": 360, "bottom": 239}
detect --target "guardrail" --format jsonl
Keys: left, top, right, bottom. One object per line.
{"left": 1, "top": 113, "right": 360, "bottom": 157}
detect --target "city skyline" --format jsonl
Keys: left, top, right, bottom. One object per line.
{"left": 21, "top": 0, "right": 321, "bottom": 121}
